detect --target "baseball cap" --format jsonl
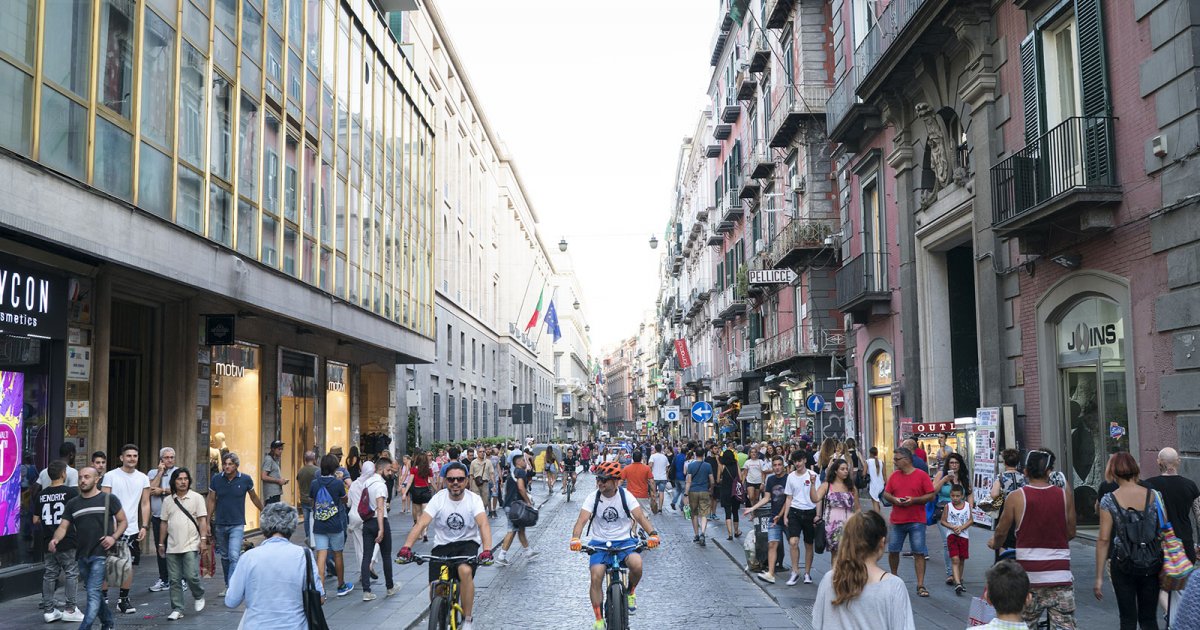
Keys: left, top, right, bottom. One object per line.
{"left": 270, "top": 440, "right": 285, "bottom": 449}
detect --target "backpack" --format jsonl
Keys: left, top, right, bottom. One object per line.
{"left": 667, "top": 457, "right": 677, "bottom": 482}
{"left": 313, "top": 480, "right": 338, "bottom": 522}
{"left": 1110, "top": 489, "right": 1163, "bottom": 576}
{"left": 586, "top": 488, "right": 632, "bottom": 536}
{"left": 357, "top": 485, "right": 375, "bottom": 520}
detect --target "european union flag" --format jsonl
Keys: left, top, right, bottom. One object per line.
{"left": 544, "top": 299, "right": 562, "bottom": 342}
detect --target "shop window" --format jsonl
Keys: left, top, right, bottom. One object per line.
{"left": 42, "top": 0, "right": 91, "bottom": 99}
{"left": 210, "top": 343, "right": 262, "bottom": 530}
{"left": 0, "top": 338, "right": 52, "bottom": 570}
{"left": 867, "top": 350, "right": 894, "bottom": 478}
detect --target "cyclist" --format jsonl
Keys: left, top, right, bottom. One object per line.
{"left": 561, "top": 447, "right": 579, "bottom": 495}
{"left": 397, "top": 462, "right": 493, "bottom": 630}
{"left": 569, "top": 461, "right": 660, "bottom": 629}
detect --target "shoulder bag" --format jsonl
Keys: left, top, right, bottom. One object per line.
{"left": 813, "top": 488, "right": 829, "bottom": 555}
{"left": 1155, "top": 489, "right": 1195, "bottom": 590}
{"left": 102, "top": 495, "right": 133, "bottom": 587}
{"left": 302, "top": 547, "right": 330, "bottom": 630}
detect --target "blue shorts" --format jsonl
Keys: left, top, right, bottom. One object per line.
{"left": 767, "top": 523, "right": 785, "bottom": 544}
{"left": 313, "top": 530, "right": 346, "bottom": 552}
{"left": 887, "top": 522, "right": 928, "bottom": 555}
{"left": 588, "top": 538, "right": 640, "bottom": 567}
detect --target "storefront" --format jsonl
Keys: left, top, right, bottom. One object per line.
{"left": 325, "top": 362, "right": 350, "bottom": 452}
{"left": 204, "top": 343, "right": 263, "bottom": 529}
{"left": 865, "top": 348, "right": 896, "bottom": 468}
{"left": 280, "top": 350, "right": 319, "bottom": 508}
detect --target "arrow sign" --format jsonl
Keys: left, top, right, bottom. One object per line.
{"left": 806, "top": 394, "right": 825, "bottom": 414}
{"left": 663, "top": 406, "right": 681, "bottom": 422}
{"left": 690, "top": 401, "right": 714, "bottom": 423}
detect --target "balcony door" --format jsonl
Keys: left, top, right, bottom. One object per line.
{"left": 861, "top": 175, "right": 884, "bottom": 291}
{"left": 1042, "top": 16, "right": 1085, "bottom": 187}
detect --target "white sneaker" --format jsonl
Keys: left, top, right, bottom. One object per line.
{"left": 803, "top": 574, "right": 813, "bottom": 584}
{"left": 167, "top": 611, "right": 184, "bottom": 620}
{"left": 495, "top": 551, "right": 509, "bottom": 566}
{"left": 526, "top": 549, "right": 540, "bottom": 560}
{"left": 60, "top": 609, "right": 84, "bottom": 623}
{"left": 386, "top": 585, "right": 401, "bottom": 597}
{"left": 43, "top": 609, "right": 62, "bottom": 623}
{"left": 218, "top": 588, "right": 227, "bottom": 597}
{"left": 786, "top": 573, "right": 799, "bottom": 586}
{"left": 461, "top": 620, "right": 474, "bottom": 630}
{"left": 149, "top": 579, "right": 170, "bottom": 592}
{"left": 194, "top": 597, "right": 205, "bottom": 612}
{"left": 362, "top": 592, "right": 376, "bottom": 601}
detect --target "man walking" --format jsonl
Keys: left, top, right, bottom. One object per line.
{"left": 1141, "top": 446, "right": 1198, "bottom": 621}
{"left": 782, "top": 450, "right": 820, "bottom": 585}
{"left": 101, "top": 444, "right": 151, "bottom": 615}
{"left": 648, "top": 444, "right": 670, "bottom": 514}
{"left": 296, "top": 451, "right": 319, "bottom": 547}
{"left": 38, "top": 442, "right": 79, "bottom": 489}
{"left": 147, "top": 446, "right": 179, "bottom": 593}
{"left": 684, "top": 448, "right": 715, "bottom": 546}
{"left": 900, "top": 438, "right": 929, "bottom": 474}
{"left": 355, "top": 461, "right": 397, "bottom": 601}
{"left": 469, "top": 448, "right": 494, "bottom": 509}
{"left": 260, "top": 440, "right": 288, "bottom": 505}
{"left": 496, "top": 452, "right": 535, "bottom": 565}
{"left": 881, "top": 447, "right": 935, "bottom": 598}
{"left": 207, "top": 452, "right": 263, "bottom": 597}
{"left": 623, "top": 451, "right": 657, "bottom": 515}
{"left": 50, "top": 467, "right": 126, "bottom": 630}
{"left": 35, "top": 461, "right": 82, "bottom": 623}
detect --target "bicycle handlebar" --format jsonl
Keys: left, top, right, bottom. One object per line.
{"left": 577, "top": 542, "right": 647, "bottom": 555}
{"left": 397, "top": 554, "right": 480, "bottom": 566}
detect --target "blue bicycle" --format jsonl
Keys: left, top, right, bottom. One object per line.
{"left": 577, "top": 540, "right": 647, "bottom": 630}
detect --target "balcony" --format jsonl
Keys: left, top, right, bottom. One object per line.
{"left": 683, "top": 362, "right": 711, "bottom": 388}
{"left": 748, "top": 29, "right": 771, "bottom": 73}
{"left": 991, "top": 116, "right": 1119, "bottom": 240}
{"left": 707, "top": 227, "right": 724, "bottom": 246}
{"left": 713, "top": 123, "right": 732, "bottom": 141}
{"left": 748, "top": 146, "right": 775, "bottom": 179}
{"left": 697, "top": 204, "right": 712, "bottom": 222}
{"left": 721, "top": 95, "right": 741, "bottom": 123}
{"left": 769, "top": 84, "right": 832, "bottom": 148}
{"left": 719, "top": 190, "right": 744, "bottom": 223}
{"left": 835, "top": 252, "right": 891, "bottom": 323}
{"left": 752, "top": 325, "right": 816, "bottom": 370}
{"left": 826, "top": 71, "right": 881, "bottom": 150}
{"left": 715, "top": 284, "right": 746, "bottom": 319}
{"left": 853, "top": 0, "right": 950, "bottom": 102}
{"left": 736, "top": 70, "right": 759, "bottom": 101}
{"left": 764, "top": 0, "right": 794, "bottom": 29}
{"left": 710, "top": 27, "right": 730, "bottom": 67}
{"left": 767, "top": 219, "right": 834, "bottom": 269}
{"left": 739, "top": 165, "right": 761, "bottom": 199}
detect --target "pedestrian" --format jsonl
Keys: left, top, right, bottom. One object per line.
{"left": 782, "top": 449, "right": 820, "bottom": 585}
{"left": 469, "top": 447, "right": 494, "bottom": 510}
{"left": 544, "top": 446, "right": 559, "bottom": 493}
{"left": 408, "top": 451, "right": 435, "bottom": 538}
{"left": 812, "top": 510, "right": 915, "bottom": 630}
{"left": 1042, "top": 447, "right": 1069, "bottom": 490}
{"left": 988, "top": 448, "right": 1025, "bottom": 559}
{"left": 397, "top": 455, "right": 412, "bottom": 514}
{"left": 938, "top": 484, "right": 973, "bottom": 595}
{"left": 34, "top": 460, "right": 82, "bottom": 623}
{"left": 931, "top": 452, "right": 971, "bottom": 586}
{"left": 742, "top": 447, "right": 765, "bottom": 508}
{"left": 1174, "top": 569, "right": 1200, "bottom": 628}
{"left": 670, "top": 446, "right": 688, "bottom": 512}
{"left": 311, "top": 453, "right": 354, "bottom": 597}
{"left": 496, "top": 451, "right": 536, "bottom": 565}
{"left": 147, "top": 446, "right": 179, "bottom": 593}
{"left": 207, "top": 452, "right": 264, "bottom": 597}
{"left": 743, "top": 456, "right": 789, "bottom": 583}
{"left": 224, "top": 503, "right": 323, "bottom": 629}
{"left": 716, "top": 450, "right": 742, "bottom": 540}
{"left": 38, "top": 442, "right": 79, "bottom": 489}
{"left": 684, "top": 448, "right": 715, "bottom": 546}
{"left": 101, "top": 443, "right": 151, "bottom": 615}
{"left": 649, "top": 444, "right": 670, "bottom": 513}
{"left": 1094, "top": 452, "right": 1163, "bottom": 630}
{"left": 866, "top": 447, "right": 885, "bottom": 513}
{"left": 881, "top": 447, "right": 935, "bottom": 599}
{"left": 974, "top": 560, "right": 1034, "bottom": 630}
{"left": 1143, "top": 447, "right": 1199, "bottom": 623}
{"left": 817, "top": 438, "right": 838, "bottom": 480}
{"left": 353, "top": 461, "right": 395, "bottom": 600}
{"left": 296, "top": 451, "right": 319, "bottom": 547}
{"left": 899, "top": 439, "right": 929, "bottom": 474}
{"left": 91, "top": 451, "right": 107, "bottom": 477}
{"left": 488, "top": 448, "right": 503, "bottom": 515}
{"left": 157, "top": 468, "right": 208, "bottom": 620}
{"left": 50, "top": 467, "right": 126, "bottom": 630}
{"left": 377, "top": 455, "right": 397, "bottom": 511}
{"left": 989, "top": 449, "right": 1077, "bottom": 629}
{"left": 260, "top": 440, "right": 288, "bottom": 505}
{"left": 346, "top": 461, "right": 384, "bottom": 587}
{"left": 812, "top": 458, "right": 857, "bottom": 557}
{"left": 345, "top": 445, "right": 362, "bottom": 480}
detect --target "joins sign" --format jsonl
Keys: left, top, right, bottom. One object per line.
{"left": 748, "top": 269, "right": 797, "bottom": 285}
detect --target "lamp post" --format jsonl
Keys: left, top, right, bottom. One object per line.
{"left": 558, "top": 237, "right": 568, "bottom": 252}
{"left": 649, "top": 235, "right": 658, "bottom": 249}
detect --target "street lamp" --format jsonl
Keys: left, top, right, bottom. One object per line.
{"left": 649, "top": 235, "right": 658, "bottom": 249}
{"left": 585, "top": 325, "right": 590, "bottom": 332}
{"left": 573, "top": 299, "right": 580, "bottom": 310}
{"left": 558, "top": 237, "right": 568, "bottom": 252}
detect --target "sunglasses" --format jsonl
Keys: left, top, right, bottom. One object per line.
{"left": 445, "top": 476, "right": 468, "bottom": 483}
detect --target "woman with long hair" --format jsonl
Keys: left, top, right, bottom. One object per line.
{"left": 543, "top": 446, "right": 559, "bottom": 493}
{"left": 743, "top": 447, "right": 766, "bottom": 506}
{"left": 407, "top": 451, "right": 434, "bottom": 542}
{"left": 812, "top": 458, "right": 858, "bottom": 557}
{"left": 1095, "top": 452, "right": 1162, "bottom": 630}
{"left": 817, "top": 438, "right": 838, "bottom": 479}
{"left": 716, "top": 449, "right": 742, "bottom": 540}
{"left": 932, "top": 452, "right": 972, "bottom": 586}
{"left": 813, "top": 511, "right": 915, "bottom": 629}
{"left": 397, "top": 455, "right": 412, "bottom": 513}
{"left": 345, "top": 446, "right": 362, "bottom": 481}
{"left": 866, "top": 447, "right": 885, "bottom": 513}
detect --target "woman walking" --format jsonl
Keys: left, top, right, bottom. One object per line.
{"left": 988, "top": 448, "right": 1025, "bottom": 559}
{"left": 866, "top": 447, "right": 885, "bottom": 513}
{"left": 225, "top": 503, "right": 321, "bottom": 629}
{"left": 543, "top": 446, "right": 559, "bottom": 493}
{"left": 345, "top": 446, "right": 362, "bottom": 481}
{"left": 817, "top": 438, "right": 838, "bottom": 480}
{"left": 813, "top": 510, "right": 915, "bottom": 629}
{"left": 715, "top": 450, "right": 742, "bottom": 540}
{"left": 743, "top": 448, "right": 766, "bottom": 506}
{"left": 407, "top": 451, "right": 434, "bottom": 541}
{"left": 1095, "top": 452, "right": 1163, "bottom": 630}
{"left": 932, "top": 453, "right": 972, "bottom": 586}
{"left": 157, "top": 468, "right": 207, "bottom": 620}
{"left": 812, "top": 459, "right": 858, "bottom": 557}
{"left": 310, "top": 454, "right": 353, "bottom": 597}
{"left": 397, "top": 455, "right": 412, "bottom": 514}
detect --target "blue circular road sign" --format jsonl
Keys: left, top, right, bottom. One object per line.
{"left": 806, "top": 394, "right": 826, "bottom": 414}
{"left": 690, "top": 401, "right": 714, "bottom": 423}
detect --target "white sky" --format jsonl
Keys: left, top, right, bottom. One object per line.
{"left": 435, "top": 1, "right": 717, "bottom": 350}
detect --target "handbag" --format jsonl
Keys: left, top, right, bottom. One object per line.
{"left": 302, "top": 547, "right": 330, "bottom": 630}
{"left": 813, "top": 492, "right": 829, "bottom": 555}
{"left": 506, "top": 500, "right": 539, "bottom": 528}
{"left": 101, "top": 495, "right": 132, "bottom": 587}
{"left": 1153, "top": 490, "right": 1195, "bottom": 585}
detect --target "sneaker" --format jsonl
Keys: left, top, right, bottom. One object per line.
{"left": 167, "top": 611, "right": 183, "bottom": 620}
{"left": 461, "top": 621, "right": 474, "bottom": 630}
{"left": 786, "top": 573, "right": 799, "bottom": 586}
{"left": 218, "top": 589, "right": 227, "bottom": 598}
{"left": 627, "top": 593, "right": 636, "bottom": 612}
{"left": 592, "top": 620, "right": 606, "bottom": 630}
{"left": 362, "top": 592, "right": 376, "bottom": 601}
{"left": 60, "top": 609, "right": 84, "bottom": 623}
{"left": 803, "top": 574, "right": 813, "bottom": 585}
{"left": 693, "top": 535, "right": 699, "bottom": 543}
{"left": 526, "top": 549, "right": 539, "bottom": 560}
{"left": 149, "top": 579, "right": 170, "bottom": 593}
{"left": 386, "top": 585, "right": 401, "bottom": 597}
{"left": 756, "top": 572, "right": 776, "bottom": 584}
{"left": 43, "top": 609, "right": 63, "bottom": 623}
{"left": 117, "top": 599, "right": 136, "bottom": 615}
{"left": 699, "top": 534, "right": 706, "bottom": 547}
{"left": 955, "top": 583, "right": 966, "bottom": 596}
{"left": 194, "top": 598, "right": 205, "bottom": 612}
{"left": 336, "top": 583, "right": 354, "bottom": 597}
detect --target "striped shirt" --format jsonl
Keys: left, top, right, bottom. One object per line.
{"left": 1015, "top": 484, "right": 1072, "bottom": 587}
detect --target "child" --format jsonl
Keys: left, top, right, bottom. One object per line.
{"left": 940, "top": 483, "right": 973, "bottom": 594}
{"left": 976, "top": 560, "right": 1032, "bottom": 629}
{"left": 34, "top": 461, "right": 82, "bottom": 623}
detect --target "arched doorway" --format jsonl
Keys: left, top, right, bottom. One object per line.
{"left": 866, "top": 349, "right": 895, "bottom": 472}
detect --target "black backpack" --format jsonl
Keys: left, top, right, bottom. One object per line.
{"left": 586, "top": 488, "right": 632, "bottom": 536}
{"left": 1111, "top": 489, "right": 1163, "bottom": 576}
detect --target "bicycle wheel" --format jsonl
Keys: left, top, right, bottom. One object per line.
{"left": 566, "top": 479, "right": 573, "bottom": 502}
{"left": 605, "top": 582, "right": 627, "bottom": 630}
{"left": 428, "top": 594, "right": 450, "bottom": 630}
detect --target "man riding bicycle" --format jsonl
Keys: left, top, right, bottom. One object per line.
{"left": 561, "top": 447, "right": 579, "bottom": 495}
{"left": 570, "top": 461, "right": 660, "bottom": 630}
{"left": 397, "top": 462, "right": 493, "bottom": 630}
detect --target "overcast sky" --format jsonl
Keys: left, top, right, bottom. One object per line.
{"left": 435, "top": 1, "right": 716, "bottom": 351}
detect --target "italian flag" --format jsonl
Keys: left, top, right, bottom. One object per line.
{"left": 523, "top": 287, "right": 544, "bottom": 332}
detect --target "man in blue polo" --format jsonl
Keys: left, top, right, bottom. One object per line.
{"left": 206, "top": 452, "right": 263, "bottom": 596}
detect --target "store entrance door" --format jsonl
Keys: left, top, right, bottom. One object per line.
{"left": 107, "top": 300, "right": 158, "bottom": 459}
{"left": 279, "top": 350, "right": 317, "bottom": 508}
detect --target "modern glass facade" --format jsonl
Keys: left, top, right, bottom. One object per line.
{"left": 0, "top": 0, "right": 435, "bottom": 338}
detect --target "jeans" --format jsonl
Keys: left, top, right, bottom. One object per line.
{"left": 151, "top": 516, "right": 169, "bottom": 582}
{"left": 301, "top": 505, "right": 314, "bottom": 547}
{"left": 671, "top": 480, "right": 685, "bottom": 509}
{"left": 1111, "top": 567, "right": 1159, "bottom": 630}
{"left": 213, "top": 524, "right": 245, "bottom": 586}
{"left": 41, "top": 548, "right": 78, "bottom": 612}
{"left": 165, "top": 551, "right": 204, "bottom": 613}
{"left": 77, "top": 555, "right": 113, "bottom": 629}
{"left": 360, "top": 518, "right": 393, "bottom": 593}
{"left": 938, "top": 523, "right": 953, "bottom": 577}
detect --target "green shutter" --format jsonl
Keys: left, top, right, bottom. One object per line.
{"left": 1019, "top": 32, "right": 1042, "bottom": 144}
{"left": 1074, "top": 0, "right": 1114, "bottom": 186}
{"left": 717, "top": 261, "right": 724, "bottom": 291}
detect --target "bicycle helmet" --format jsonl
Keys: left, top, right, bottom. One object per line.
{"left": 594, "top": 461, "right": 622, "bottom": 480}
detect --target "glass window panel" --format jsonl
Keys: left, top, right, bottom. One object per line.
{"left": 140, "top": 8, "right": 175, "bottom": 148}
{"left": 238, "top": 93, "right": 259, "bottom": 200}
{"left": 241, "top": 1, "right": 262, "bottom": 60}
{"left": 39, "top": 88, "right": 87, "bottom": 180}
{"left": 94, "top": 117, "right": 132, "bottom": 199}
{"left": 335, "top": 175, "right": 346, "bottom": 250}
{"left": 210, "top": 74, "right": 233, "bottom": 180}
{"left": 319, "top": 248, "right": 331, "bottom": 291}
{"left": 176, "top": 165, "right": 203, "bottom": 233}
{"left": 267, "top": 28, "right": 283, "bottom": 97}
{"left": 287, "top": 0, "right": 302, "bottom": 47}
{"left": 236, "top": 199, "right": 257, "bottom": 256}
{"left": 213, "top": 0, "right": 235, "bottom": 37}
{"left": 320, "top": 161, "right": 332, "bottom": 245}
{"left": 182, "top": 0, "right": 207, "bottom": 46}
{"left": 306, "top": 0, "right": 320, "bottom": 72}
{"left": 137, "top": 142, "right": 172, "bottom": 218}
{"left": 267, "top": 0, "right": 283, "bottom": 33}
{"left": 0, "top": 0, "right": 37, "bottom": 66}
{"left": 148, "top": 0, "right": 176, "bottom": 23}
{"left": 0, "top": 61, "right": 32, "bottom": 155}
{"left": 283, "top": 227, "right": 298, "bottom": 275}
{"left": 43, "top": 0, "right": 92, "bottom": 97}
{"left": 303, "top": 238, "right": 316, "bottom": 283}
{"left": 305, "top": 70, "right": 318, "bottom": 125}
{"left": 214, "top": 31, "right": 236, "bottom": 75}
{"left": 322, "top": 88, "right": 333, "bottom": 136}
{"left": 288, "top": 50, "right": 302, "bottom": 105}
{"left": 284, "top": 134, "right": 298, "bottom": 222}
{"left": 321, "top": 3, "right": 335, "bottom": 87}
{"left": 178, "top": 43, "right": 206, "bottom": 166}
{"left": 335, "top": 254, "right": 345, "bottom": 297}
{"left": 98, "top": 0, "right": 136, "bottom": 118}
{"left": 188, "top": 0, "right": 208, "bottom": 15}
{"left": 241, "top": 54, "right": 261, "bottom": 93}
{"left": 303, "top": 145, "right": 317, "bottom": 235}
{"left": 209, "top": 183, "right": 233, "bottom": 245}
{"left": 349, "top": 40, "right": 361, "bottom": 163}
{"left": 261, "top": 214, "right": 279, "bottom": 267}
{"left": 263, "top": 110, "right": 281, "bottom": 213}
{"left": 348, "top": 185, "right": 360, "bottom": 265}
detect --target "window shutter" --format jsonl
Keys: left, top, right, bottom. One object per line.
{"left": 1074, "top": 0, "right": 1114, "bottom": 186}
{"left": 1019, "top": 31, "right": 1042, "bottom": 144}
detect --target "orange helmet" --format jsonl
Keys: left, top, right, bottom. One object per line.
{"left": 594, "top": 461, "right": 622, "bottom": 480}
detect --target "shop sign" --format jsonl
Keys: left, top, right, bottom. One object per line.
{"left": 674, "top": 338, "right": 692, "bottom": 369}
{"left": 561, "top": 393, "right": 572, "bottom": 417}
{"left": 912, "top": 421, "right": 955, "bottom": 435}
{"left": 214, "top": 362, "right": 246, "bottom": 377}
{"left": 0, "top": 259, "right": 67, "bottom": 340}
{"left": 748, "top": 269, "right": 797, "bottom": 284}
{"left": 1057, "top": 298, "right": 1124, "bottom": 362}
{"left": 972, "top": 407, "right": 1000, "bottom": 527}
{"left": 205, "top": 314, "right": 236, "bottom": 346}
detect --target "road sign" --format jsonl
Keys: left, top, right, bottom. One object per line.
{"left": 690, "top": 401, "right": 714, "bottom": 423}
{"left": 823, "top": 402, "right": 832, "bottom": 412}
{"left": 512, "top": 404, "right": 533, "bottom": 425}
{"left": 805, "top": 394, "right": 825, "bottom": 414}
{"left": 834, "top": 389, "right": 845, "bottom": 410}
{"left": 748, "top": 268, "right": 798, "bottom": 284}
{"left": 663, "top": 406, "right": 681, "bottom": 422}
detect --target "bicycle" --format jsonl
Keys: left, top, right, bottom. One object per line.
{"left": 565, "top": 472, "right": 577, "bottom": 501}
{"left": 396, "top": 554, "right": 483, "bottom": 630}
{"left": 577, "top": 540, "right": 647, "bottom": 630}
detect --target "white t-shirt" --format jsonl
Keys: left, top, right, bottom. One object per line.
{"left": 582, "top": 488, "right": 639, "bottom": 543}
{"left": 743, "top": 458, "right": 765, "bottom": 484}
{"left": 945, "top": 501, "right": 971, "bottom": 539}
{"left": 425, "top": 488, "right": 486, "bottom": 546}
{"left": 38, "top": 466, "right": 79, "bottom": 489}
{"left": 604, "top": 452, "right": 619, "bottom": 463}
{"left": 649, "top": 453, "right": 670, "bottom": 481}
{"left": 784, "top": 469, "right": 818, "bottom": 511}
{"left": 103, "top": 468, "right": 150, "bottom": 535}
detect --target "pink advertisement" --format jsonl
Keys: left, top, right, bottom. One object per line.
{"left": 0, "top": 372, "right": 24, "bottom": 536}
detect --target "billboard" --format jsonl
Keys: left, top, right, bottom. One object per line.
{"left": 0, "top": 371, "right": 24, "bottom": 536}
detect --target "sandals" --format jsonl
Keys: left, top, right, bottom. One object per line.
{"left": 946, "top": 576, "right": 955, "bottom": 585}
{"left": 916, "top": 586, "right": 930, "bottom": 597}
{"left": 955, "top": 583, "right": 966, "bottom": 595}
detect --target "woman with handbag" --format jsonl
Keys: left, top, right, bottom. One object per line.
{"left": 715, "top": 450, "right": 743, "bottom": 540}
{"left": 157, "top": 468, "right": 208, "bottom": 620}
{"left": 226, "top": 503, "right": 325, "bottom": 629}
{"left": 987, "top": 448, "right": 1025, "bottom": 560}
{"left": 812, "top": 459, "right": 858, "bottom": 558}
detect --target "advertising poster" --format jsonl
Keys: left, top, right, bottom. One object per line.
{"left": 972, "top": 407, "right": 1000, "bottom": 527}
{"left": 0, "top": 372, "right": 25, "bottom": 536}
